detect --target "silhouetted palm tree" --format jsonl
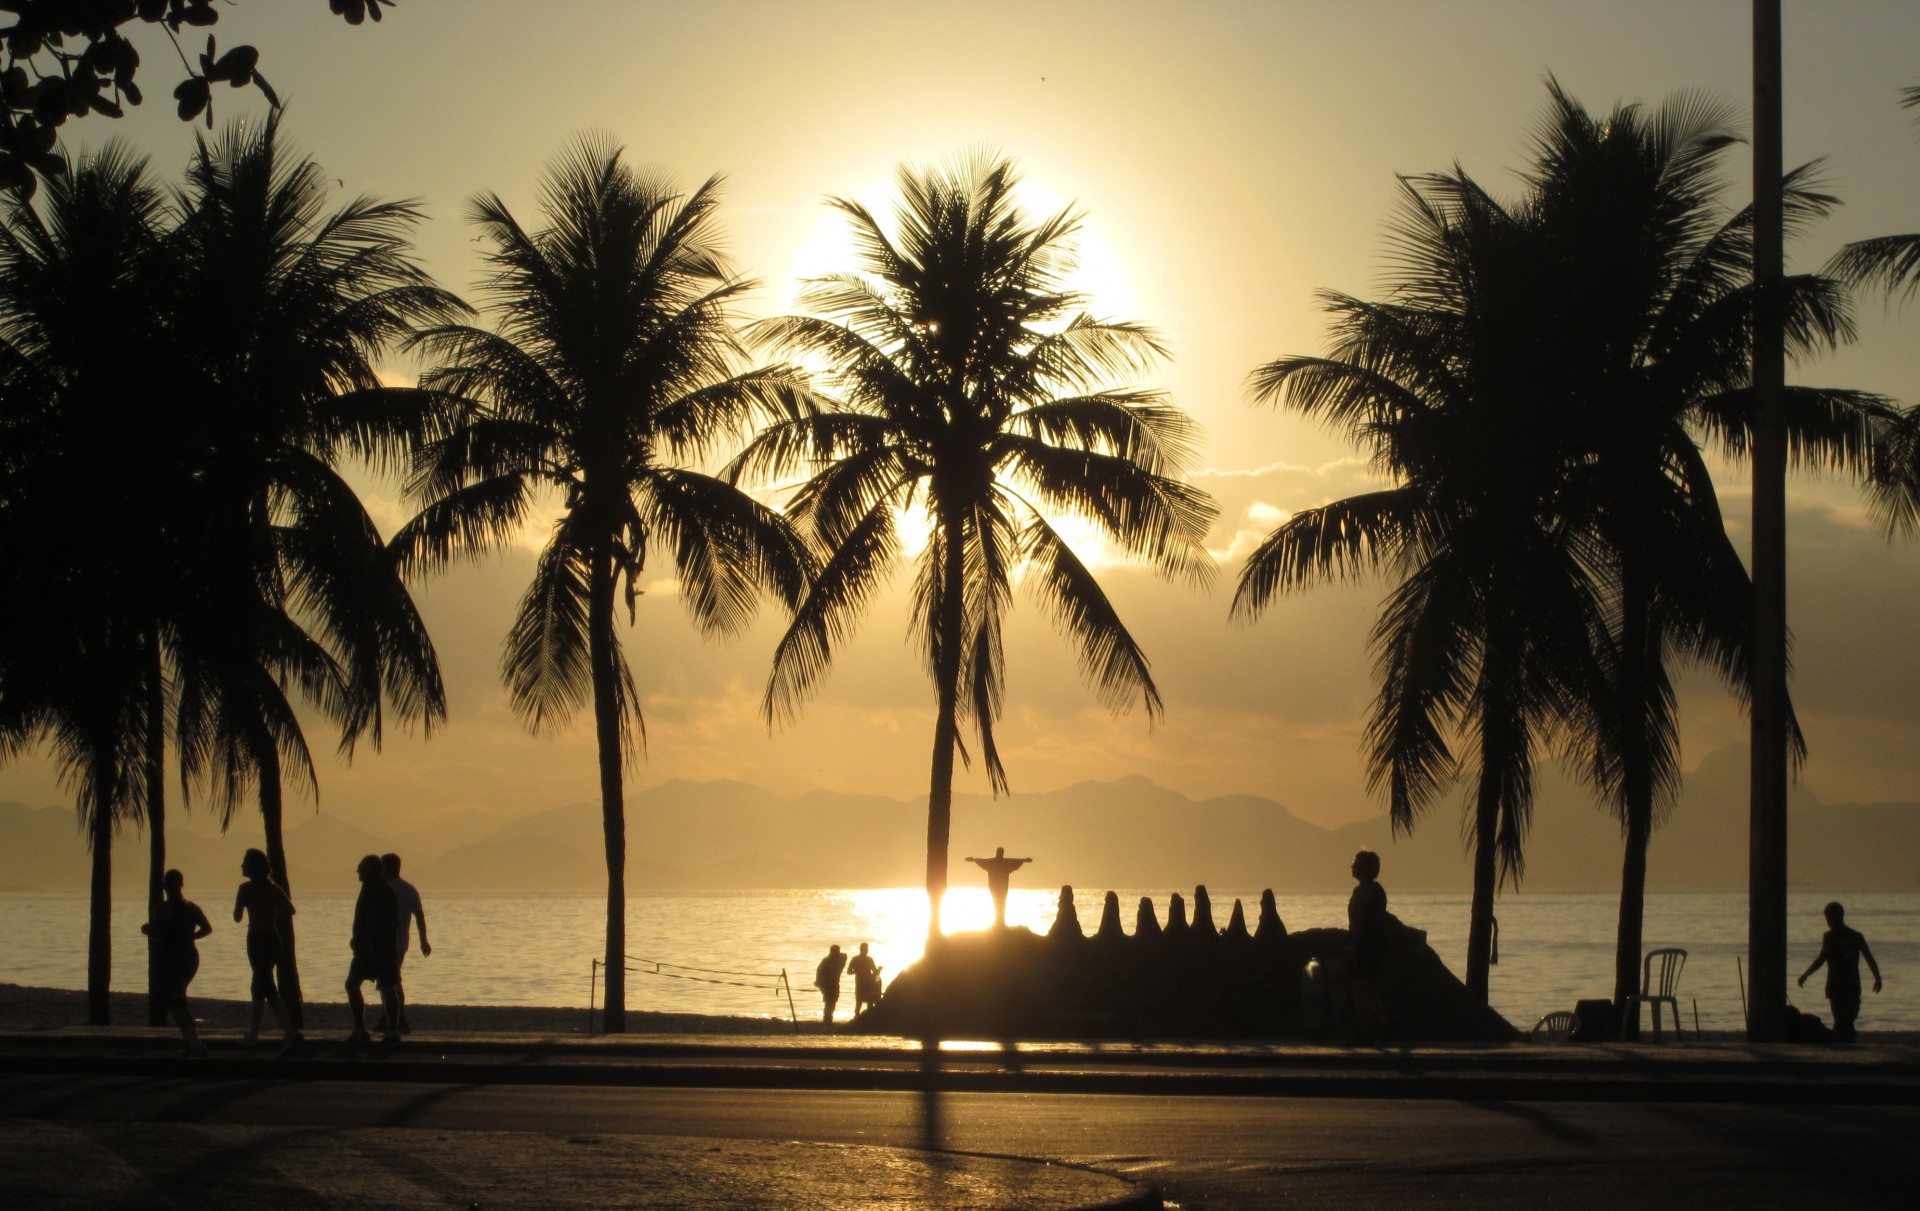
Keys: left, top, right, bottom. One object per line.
{"left": 737, "top": 156, "right": 1216, "bottom": 941}
{"left": 165, "top": 113, "right": 459, "bottom": 1021}
{"left": 398, "top": 139, "right": 813, "bottom": 1032}
{"left": 1235, "top": 163, "right": 1607, "bottom": 1000}
{"left": 1524, "top": 84, "right": 1879, "bottom": 1024}
{"left": 1239, "top": 83, "right": 1882, "bottom": 1008}
{"left": 0, "top": 144, "right": 174, "bottom": 1024}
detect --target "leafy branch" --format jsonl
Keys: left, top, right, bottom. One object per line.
{"left": 0, "top": 0, "right": 395, "bottom": 195}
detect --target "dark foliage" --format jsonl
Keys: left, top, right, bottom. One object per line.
{"left": 0, "top": 0, "right": 394, "bottom": 194}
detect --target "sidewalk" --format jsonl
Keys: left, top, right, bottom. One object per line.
{"left": 0, "top": 1117, "right": 1156, "bottom": 1211}
{"left": 1, "top": 1028, "right": 1172, "bottom": 1211}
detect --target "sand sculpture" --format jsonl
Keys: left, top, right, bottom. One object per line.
{"left": 857, "top": 884, "right": 1516, "bottom": 1042}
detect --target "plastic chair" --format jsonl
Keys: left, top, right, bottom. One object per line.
{"left": 1530, "top": 1010, "right": 1576, "bottom": 1041}
{"left": 1624, "top": 948, "right": 1687, "bottom": 1039}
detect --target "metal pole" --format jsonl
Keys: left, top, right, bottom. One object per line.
{"left": 1748, "top": 0, "right": 1790, "bottom": 1045}
{"left": 589, "top": 958, "right": 599, "bottom": 1036}
{"left": 780, "top": 968, "right": 799, "bottom": 1033}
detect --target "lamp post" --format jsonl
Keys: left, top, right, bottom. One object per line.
{"left": 1748, "top": 0, "right": 1789, "bottom": 1044}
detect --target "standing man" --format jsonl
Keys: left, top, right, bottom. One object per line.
{"left": 965, "top": 847, "right": 1032, "bottom": 929}
{"left": 379, "top": 853, "right": 430, "bottom": 1034}
{"left": 346, "top": 854, "right": 401, "bottom": 1046}
{"left": 814, "top": 944, "right": 849, "bottom": 1025}
{"left": 848, "top": 942, "right": 883, "bottom": 1017}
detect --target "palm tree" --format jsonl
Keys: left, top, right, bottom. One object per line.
{"left": 736, "top": 156, "right": 1216, "bottom": 941}
{"left": 1237, "top": 83, "right": 1882, "bottom": 1009}
{"left": 1522, "top": 84, "right": 1879, "bottom": 1026}
{"left": 397, "top": 139, "right": 814, "bottom": 1033}
{"left": 164, "top": 113, "right": 459, "bottom": 1023}
{"left": 1234, "top": 163, "right": 1608, "bottom": 1000}
{"left": 0, "top": 144, "right": 176, "bottom": 1024}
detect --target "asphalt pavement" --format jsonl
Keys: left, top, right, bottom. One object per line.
{"left": 5, "top": 1027, "right": 1919, "bottom": 1209}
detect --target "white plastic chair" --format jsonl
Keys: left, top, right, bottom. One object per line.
{"left": 1530, "top": 1010, "right": 1576, "bottom": 1041}
{"left": 1624, "top": 948, "right": 1687, "bottom": 1039}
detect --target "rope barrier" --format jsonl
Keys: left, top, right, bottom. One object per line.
{"left": 625, "top": 956, "right": 778, "bottom": 980}
{"left": 589, "top": 954, "right": 803, "bottom": 1034}
{"left": 636, "top": 967, "right": 777, "bottom": 991}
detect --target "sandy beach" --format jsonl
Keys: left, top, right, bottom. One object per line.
{"left": 0, "top": 983, "right": 815, "bottom": 1037}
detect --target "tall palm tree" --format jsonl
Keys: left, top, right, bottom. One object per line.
{"left": 1234, "top": 164, "right": 1608, "bottom": 1000}
{"left": 164, "top": 113, "right": 459, "bottom": 1022}
{"left": 1238, "top": 83, "right": 1881, "bottom": 1009}
{"left": 397, "top": 139, "right": 814, "bottom": 1032}
{"left": 0, "top": 144, "right": 176, "bottom": 1024}
{"left": 736, "top": 156, "right": 1216, "bottom": 941}
{"left": 1523, "top": 84, "right": 1878, "bottom": 1025}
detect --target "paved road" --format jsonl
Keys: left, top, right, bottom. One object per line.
{"left": 5, "top": 1073, "right": 1915, "bottom": 1208}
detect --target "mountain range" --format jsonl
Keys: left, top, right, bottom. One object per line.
{"left": 3, "top": 743, "right": 1914, "bottom": 894}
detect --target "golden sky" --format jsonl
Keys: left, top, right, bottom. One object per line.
{"left": 4, "top": 1, "right": 1919, "bottom": 837}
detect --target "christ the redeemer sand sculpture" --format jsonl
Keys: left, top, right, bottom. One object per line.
{"left": 965, "top": 847, "right": 1032, "bottom": 928}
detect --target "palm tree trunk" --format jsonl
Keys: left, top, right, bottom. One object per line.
{"left": 923, "top": 513, "right": 967, "bottom": 943}
{"left": 145, "top": 632, "right": 167, "bottom": 1028}
{"left": 590, "top": 539, "right": 628, "bottom": 1033}
{"left": 1612, "top": 579, "right": 1656, "bottom": 1040}
{"left": 259, "top": 745, "right": 304, "bottom": 1029}
{"left": 1464, "top": 765, "right": 1500, "bottom": 1001}
{"left": 86, "top": 751, "right": 114, "bottom": 1026}
{"left": 1464, "top": 641, "right": 1519, "bottom": 1002}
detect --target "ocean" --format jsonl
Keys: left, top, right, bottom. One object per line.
{"left": 4, "top": 887, "right": 1916, "bottom": 1034}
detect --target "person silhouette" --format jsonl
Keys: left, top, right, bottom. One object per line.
{"left": 848, "top": 942, "right": 883, "bottom": 1017}
{"left": 345, "top": 854, "right": 402, "bottom": 1046}
{"left": 1346, "top": 848, "right": 1393, "bottom": 1041}
{"left": 142, "top": 869, "right": 212, "bottom": 1056}
{"left": 1799, "top": 901, "right": 1883, "bottom": 1042}
{"left": 376, "top": 853, "right": 430, "bottom": 1035}
{"left": 814, "top": 944, "right": 849, "bottom": 1024}
{"left": 964, "top": 847, "right": 1032, "bottom": 928}
{"left": 233, "top": 848, "right": 299, "bottom": 1048}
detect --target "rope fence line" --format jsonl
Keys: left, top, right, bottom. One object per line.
{"left": 588, "top": 954, "right": 802, "bottom": 1034}
{"left": 628, "top": 956, "right": 781, "bottom": 981}
{"left": 636, "top": 967, "right": 770, "bottom": 991}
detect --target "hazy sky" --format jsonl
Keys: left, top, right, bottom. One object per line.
{"left": 4, "top": 1, "right": 1919, "bottom": 839}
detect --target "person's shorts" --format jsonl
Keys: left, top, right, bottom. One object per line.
{"left": 347, "top": 953, "right": 397, "bottom": 990}
{"left": 246, "top": 931, "right": 282, "bottom": 999}
{"left": 158, "top": 953, "right": 199, "bottom": 1000}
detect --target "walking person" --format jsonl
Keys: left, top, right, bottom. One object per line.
{"left": 848, "top": 942, "right": 883, "bottom": 1018}
{"left": 1799, "top": 901, "right": 1883, "bottom": 1042}
{"left": 376, "top": 853, "right": 430, "bottom": 1034}
{"left": 814, "top": 943, "right": 849, "bottom": 1025}
{"left": 143, "top": 869, "right": 212, "bottom": 1056}
{"left": 345, "top": 854, "right": 402, "bottom": 1046}
{"left": 233, "top": 848, "right": 300, "bottom": 1048}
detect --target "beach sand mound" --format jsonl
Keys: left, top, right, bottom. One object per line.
{"left": 856, "top": 920, "right": 1517, "bottom": 1042}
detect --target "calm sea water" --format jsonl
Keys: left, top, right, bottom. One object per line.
{"left": 3, "top": 888, "right": 1916, "bottom": 1034}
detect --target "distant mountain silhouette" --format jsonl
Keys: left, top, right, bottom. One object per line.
{"left": 1, "top": 744, "right": 1912, "bottom": 892}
